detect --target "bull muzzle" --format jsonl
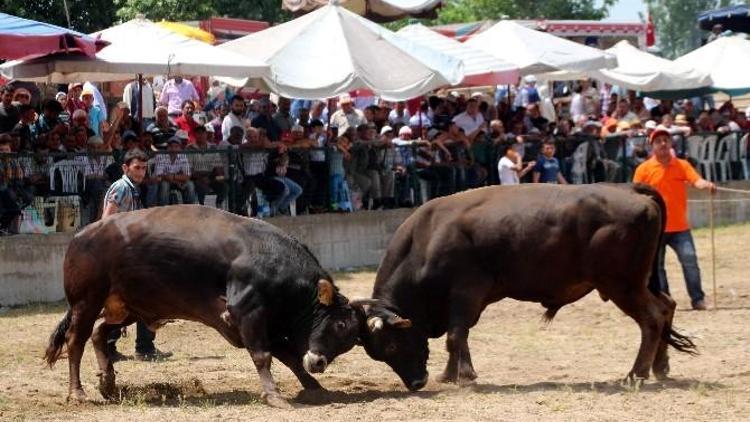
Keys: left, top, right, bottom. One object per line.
{"left": 303, "top": 351, "right": 328, "bottom": 374}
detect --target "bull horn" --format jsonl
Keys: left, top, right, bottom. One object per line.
{"left": 348, "top": 298, "right": 380, "bottom": 307}
{"left": 367, "top": 316, "right": 384, "bottom": 332}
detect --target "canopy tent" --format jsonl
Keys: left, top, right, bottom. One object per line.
{"left": 0, "top": 17, "right": 268, "bottom": 83}
{"left": 0, "top": 12, "right": 106, "bottom": 60}
{"left": 220, "top": 3, "right": 463, "bottom": 101}
{"left": 698, "top": 5, "right": 750, "bottom": 33}
{"left": 465, "top": 20, "right": 617, "bottom": 75}
{"left": 397, "top": 23, "right": 519, "bottom": 86}
{"left": 283, "top": 0, "right": 442, "bottom": 22}
{"left": 535, "top": 41, "right": 713, "bottom": 97}
{"left": 673, "top": 36, "right": 750, "bottom": 97}
{"left": 156, "top": 21, "right": 216, "bottom": 44}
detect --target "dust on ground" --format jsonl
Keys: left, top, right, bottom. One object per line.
{"left": 1, "top": 223, "right": 749, "bottom": 421}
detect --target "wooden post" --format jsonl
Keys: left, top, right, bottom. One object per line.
{"left": 710, "top": 191, "right": 717, "bottom": 310}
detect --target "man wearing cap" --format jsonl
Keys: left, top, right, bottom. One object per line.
{"left": 633, "top": 128, "right": 716, "bottom": 310}
{"left": 514, "top": 75, "right": 540, "bottom": 110}
{"left": 65, "top": 83, "right": 85, "bottom": 116}
{"left": 153, "top": 137, "right": 196, "bottom": 205}
{"left": 82, "top": 87, "right": 106, "bottom": 137}
{"left": 159, "top": 76, "right": 199, "bottom": 117}
{"left": 330, "top": 94, "right": 366, "bottom": 135}
{"left": 452, "top": 98, "right": 486, "bottom": 142}
{"left": 102, "top": 148, "right": 174, "bottom": 361}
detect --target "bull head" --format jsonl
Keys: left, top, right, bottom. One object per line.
{"left": 366, "top": 314, "right": 412, "bottom": 332}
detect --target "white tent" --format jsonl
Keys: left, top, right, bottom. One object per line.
{"left": 0, "top": 17, "right": 269, "bottom": 83}
{"left": 283, "top": 0, "right": 442, "bottom": 21}
{"left": 673, "top": 36, "right": 750, "bottom": 96}
{"left": 465, "top": 20, "right": 617, "bottom": 75}
{"left": 219, "top": 3, "right": 463, "bottom": 100}
{"left": 397, "top": 23, "right": 519, "bottom": 86}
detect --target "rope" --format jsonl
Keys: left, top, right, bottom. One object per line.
{"left": 715, "top": 186, "right": 750, "bottom": 195}
{"left": 710, "top": 193, "right": 717, "bottom": 310}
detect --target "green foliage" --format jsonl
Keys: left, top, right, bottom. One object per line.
{"left": 114, "top": 0, "right": 216, "bottom": 21}
{"left": 0, "top": 0, "right": 117, "bottom": 33}
{"left": 645, "top": 0, "right": 740, "bottom": 59}
{"left": 435, "top": 0, "right": 617, "bottom": 24}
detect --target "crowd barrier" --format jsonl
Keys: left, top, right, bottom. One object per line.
{"left": 1, "top": 131, "right": 748, "bottom": 236}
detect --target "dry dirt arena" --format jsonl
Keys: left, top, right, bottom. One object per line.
{"left": 1, "top": 223, "right": 749, "bottom": 421}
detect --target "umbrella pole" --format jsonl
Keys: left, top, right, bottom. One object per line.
{"left": 138, "top": 73, "right": 144, "bottom": 136}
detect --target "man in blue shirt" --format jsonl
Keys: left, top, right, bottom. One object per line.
{"left": 533, "top": 141, "right": 568, "bottom": 184}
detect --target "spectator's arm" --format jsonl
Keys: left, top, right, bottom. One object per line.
{"left": 532, "top": 171, "right": 540, "bottom": 183}
{"left": 101, "top": 201, "right": 119, "bottom": 219}
{"left": 518, "top": 161, "right": 536, "bottom": 178}
{"left": 158, "top": 85, "right": 168, "bottom": 106}
{"left": 557, "top": 172, "right": 568, "bottom": 185}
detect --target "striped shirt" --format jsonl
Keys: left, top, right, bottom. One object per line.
{"left": 153, "top": 153, "right": 191, "bottom": 177}
{"left": 103, "top": 175, "right": 142, "bottom": 212}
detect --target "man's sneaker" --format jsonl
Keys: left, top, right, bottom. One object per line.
{"left": 692, "top": 300, "right": 707, "bottom": 311}
{"left": 108, "top": 350, "right": 128, "bottom": 362}
{"left": 134, "top": 349, "right": 173, "bottom": 361}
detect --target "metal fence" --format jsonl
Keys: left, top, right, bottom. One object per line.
{"left": 1, "top": 131, "right": 748, "bottom": 235}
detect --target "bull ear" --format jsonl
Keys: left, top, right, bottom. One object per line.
{"left": 317, "top": 279, "right": 335, "bottom": 306}
{"left": 367, "top": 316, "right": 384, "bottom": 332}
{"left": 389, "top": 316, "right": 412, "bottom": 329}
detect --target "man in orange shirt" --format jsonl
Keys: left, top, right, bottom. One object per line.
{"left": 633, "top": 128, "right": 715, "bottom": 310}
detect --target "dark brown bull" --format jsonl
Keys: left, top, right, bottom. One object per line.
{"left": 359, "top": 184, "right": 696, "bottom": 390}
{"left": 45, "top": 205, "right": 366, "bottom": 408}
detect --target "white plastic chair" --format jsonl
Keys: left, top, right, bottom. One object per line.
{"left": 714, "top": 136, "right": 732, "bottom": 182}
{"left": 49, "top": 159, "right": 86, "bottom": 193}
{"left": 685, "top": 135, "right": 704, "bottom": 160}
{"left": 570, "top": 142, "right": 589, "bottom": 184}
{"left": 697, "top": 135, "right": 717, "bottom": 181}
{"left": 740, "top": 134, "right": 749, "bottom": 180}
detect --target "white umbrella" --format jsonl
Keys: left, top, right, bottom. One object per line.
{"left": 536, "top": 41, "right": 713, "bottom": 93}
{"left": 465, "top": 20, "right": 617, "bottom": 75}
{"left": 283, "top": 0, "right": 442, "bottom": 21}
{"left": 397, "top": 23, "right": 519, "bottom": 86}
{"left": 0, "top": 17, "right": 269, "bottom": 83}
{"left": 219, "top": 3, "right": 463, "bottom": 100}
{"left": 674, "top": 36, "right": 750, "bottom": 96}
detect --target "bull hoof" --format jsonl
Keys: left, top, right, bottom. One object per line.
{"left": 459, "top": 367, "right": 478, "bottom": 382}
{"left": 263, "top": 392, "right": 292, "bottom": 409}
{"left": 97, "top": 373, "right": 117, "bottom": 400}
{"left": 67, "top": 388, "right": 88, "bottom": 404}
{"left": 653, "top": 359, "right": 670, "bottom": 381}
{"left": 622, "top": 373, "right": 647, "bottom": 390}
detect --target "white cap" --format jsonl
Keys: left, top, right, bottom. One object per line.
{"left": 398, "top": 126, "right": 412, "bottom": 136}
{"left": 338, "top": 94, "right": 353, "bottom": 104}
{"left": 524, "top": 75, "right": 537, "bottom": 83}
{"left": 380, "top": 125, "right": 394, "bottom": 135}
{"left": 644, "top": 120, "right": 658, "bottom": 130}
{"left": 175, "top": 129, "right": 189, "bottom": 140}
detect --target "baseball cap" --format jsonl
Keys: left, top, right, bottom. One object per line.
{"left": 338, "top": 94, "right": 353, "bottom": 104}
{"left": 291, "top": 124, "right": 304, "bottom": 133}
{"left": 81, "top": 88, "right": 95, "bottom": 97}
{"left": 167, "top": 136, "right": 182, "bottom": 145}
{"left": 398, "top": 126, "right": 412, "bottom": 136}
{"left": 380, "top": 125, "right": 394, "bottom": 135}
{"left": 524, "top": 75, "right": 537, "bottom": 83}
{"left": 644, "top": 120, "right": 658, "bottom": 131}
{"left": 122, "top": 130, "right": 138, "bottom": 141}
{"left": 649, "top": 127, "right": 672, "bottom": 143}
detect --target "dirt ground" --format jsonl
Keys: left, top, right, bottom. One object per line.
{"left": 1, "top": 223, "right": 749, "bottom": 421}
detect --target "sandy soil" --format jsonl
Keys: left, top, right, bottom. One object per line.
{"left": 1, "top": 223, "right": 749, "bottom": 421}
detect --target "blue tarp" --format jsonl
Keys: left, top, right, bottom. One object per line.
{"left": 698, "top": 5, "right": 750, "bottom": 33}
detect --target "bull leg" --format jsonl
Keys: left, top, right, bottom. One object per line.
{"left": 91, "top": 316, "right": 135, "bottom": 400}
{"left": 66, "top": 304, "right": 101, "bottom": 402}
{"left": 437, "top": 292, "right": 485, "bottom": 384}
{"left": 652, "top": 292, "right": 676, "bottom": 380}
{"left": 608, "top": 288, "right": 665, "bottom": 386}
{"left": 237, "top": 307, "right": 291, "bottom": 409}
{"left": 272, "top": 342, "right": 324, "bottom": 390}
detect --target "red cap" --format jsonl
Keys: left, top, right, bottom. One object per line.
{"left": 649, "top": 128, "right": 671, "bottom": 143}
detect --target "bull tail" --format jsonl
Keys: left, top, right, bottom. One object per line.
{"left": 665, "top": 326, "right": 698, "bottom": 355}
{"left": 632, "top": 183, "right": 667, "bottom": 297}
{"left": 44, "top": 309, "right": 72, "bottom": 368}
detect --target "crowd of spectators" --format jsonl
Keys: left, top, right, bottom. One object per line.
{"left": 1, "top": 74, "right": 749, "bottom": 234}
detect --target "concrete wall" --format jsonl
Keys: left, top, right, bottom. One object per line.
{"left": 2, "top": 183, "right": 749, "bottom": 307}
{"left": 0, "top": 209, "right": 413, "bottom": 307}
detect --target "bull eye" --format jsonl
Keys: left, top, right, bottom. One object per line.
{"left": 335, "top": 320, "right": 347, "bottom": 331}
{"left": 385, "top": 343, "right": 397, "bottom": 354}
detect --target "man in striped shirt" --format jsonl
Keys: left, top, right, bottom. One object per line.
{"left": 153, "top": 138, "right": 196, "bottom": 205}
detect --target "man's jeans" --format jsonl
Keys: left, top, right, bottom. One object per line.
{"left": 656, "top": 230, "right": 705, "bottom": 306}
{"left": 107, "top": 321, "right": 156, "bottom": 355}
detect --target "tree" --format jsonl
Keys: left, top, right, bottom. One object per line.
{"left": 114, "top": 0, "right": 290, "bottom": 24}
{"left": 386, "top": 0, "right": 616, "bottom": 31}
{"left": 644, "top": 0, "right": 739, "bottom": 58}
{"left": 0, "top": 0, "right": 117, "bottom": 33}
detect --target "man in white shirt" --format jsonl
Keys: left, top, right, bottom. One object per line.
{"left": 452, "top": 98, "right": 485, "bottom": 141}
{"left": 330, "top": 94, "right": 366, "bottom": 134}
{"left": 123, "top": 79, "right": 155, "bottom": 121}
{"left": 497, "top": 145, "right": 536, "bottom": 185}
{"left": 388, "top": 101, "right": 410, "bottom": 126}
{"left": 222, "top": 95, "right": 246, "bottom": 141}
